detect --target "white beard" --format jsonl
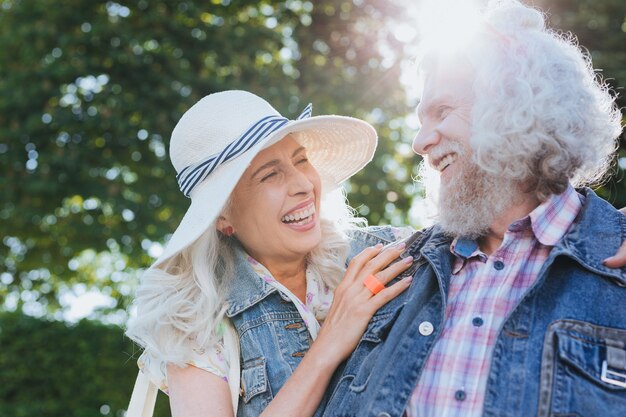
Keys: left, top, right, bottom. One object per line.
{"left": 422, "top": 143, "right": 520, "bottom": 239}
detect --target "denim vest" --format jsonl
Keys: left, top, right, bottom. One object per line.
{"left": 318, "top": 188, "right": 626, "bottom": 417}
{"left": 224, "top": 226, "right": 399, "bottom": 417}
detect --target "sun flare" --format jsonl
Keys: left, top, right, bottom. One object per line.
{"left": 417, "top": 0, "right": 484, "bottom": 52}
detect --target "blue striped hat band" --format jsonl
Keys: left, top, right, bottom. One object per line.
{"left": 176, "top": 103, "right": 313, "bottom": 198}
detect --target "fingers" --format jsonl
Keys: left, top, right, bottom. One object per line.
{"left": 372, "top": 255, "right": 414, "bottom": 285}
{"left": 370, "top": 242, "right": 408, "bottom": 271}
{"left": 344, "top": 243, "right": 384, "bottom": 283}
{"left": 369, "top": 276, "right": 413, "bottom": 310}
{"left": 343, "top": 241, "right": 414, "bottom": 304}
{"left": 348, "top": 241, "right": 408, "bottom": 274}
{"left": 352, "top": 242, "right": 407, "bottom": 281}
{"left": 603, "top": 241, "right": 626, "bottom": 268}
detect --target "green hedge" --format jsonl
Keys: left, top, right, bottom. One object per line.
{"left": 0, "top": 312, "right": 170, "bottom": 417}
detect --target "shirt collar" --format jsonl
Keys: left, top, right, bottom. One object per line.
{"left": 450, "top": 238, "right": 487, "bottom": 274}
{"left": 528, "top": 184, "right": 583, "bottom": 246}
{"left": 450, "top": 238, "right": 484, "bottom": 260}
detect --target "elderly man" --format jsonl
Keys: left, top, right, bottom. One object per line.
{"left": 318, "top": 1, "right": 626, "bottom": 416}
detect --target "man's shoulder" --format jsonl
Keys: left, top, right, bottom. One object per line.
{"left": 571, "top": 188, "right": 625, "bottom": 240}
{"left": 401, "top": 223, "right": 451, "bottom": 259}
{"left": 346, "top": 225, "right": 410, "bottom": 255}
{"left": 560, "top": 188, "right": 625, "bottom": 283}
{"left": 577, "top": 187, "right": 625, "bottom": 223}
{"left": 346, "top": 224, "right": 452, "bottom": 267}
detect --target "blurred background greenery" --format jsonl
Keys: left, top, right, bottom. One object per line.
{"left": 0, "top": 0, "right": 624, "bottom": 416}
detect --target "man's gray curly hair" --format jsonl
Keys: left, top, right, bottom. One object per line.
{"left": 421, "top": 0, "right": 622, "bottom": 201}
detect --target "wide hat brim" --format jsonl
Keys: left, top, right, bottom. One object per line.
{"left": 154, "top": 115, "right": 376, "bottom": 268}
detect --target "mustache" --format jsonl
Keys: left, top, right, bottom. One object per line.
{"left": 425, "top": 141, "right": 466, "bottom": 167}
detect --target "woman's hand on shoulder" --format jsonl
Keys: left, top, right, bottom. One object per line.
{"left": 604, "top": 241, "right": 626, "bottom": 269}
{"left": 313, "top": 242, "right": 413, "bottom": 366}
{"left": 167, "top": 364, "right": 233, "bottom": 417}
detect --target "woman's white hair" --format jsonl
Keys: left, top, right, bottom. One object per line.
{"left": 421, "top": 0, "right": 622, "bottom": 201}
{"left": 125, "top": 188, "right": 357, "bottom": 366}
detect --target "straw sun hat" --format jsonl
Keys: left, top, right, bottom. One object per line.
{"left": 154, "top": 90, "right": 377, "bottom": 267}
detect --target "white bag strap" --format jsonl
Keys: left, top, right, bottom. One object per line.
{"left": 127, "top": 370, "right": 158, "bottom": 417}
{"left": 223, "top": 319, "right": 241, "bottom": 414}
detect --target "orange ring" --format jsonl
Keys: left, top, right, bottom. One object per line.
{"left": 364, "top": 274, "right": 385, "bottom": 295}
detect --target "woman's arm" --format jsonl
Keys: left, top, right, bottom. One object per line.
{"left": 167, "top": 364, "right": 234, "bottom": 417}
{"left": 167, "top": 348, "right": 337, "bottom": 417}
{"left": 166, "top": 243, "right": 412, "bottom": 417}
{"left": 258, "top": 243, "right": 413, "bottom": 417}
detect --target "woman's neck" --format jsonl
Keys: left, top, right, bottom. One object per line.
{"left": 260, "top": 256, "right": 308, "bottom": 303}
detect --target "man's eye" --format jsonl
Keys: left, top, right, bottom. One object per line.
{"left": 438, "top": 107, "right": 452, "bottom": 119}
{"left": 296, "top": 157, "right": 309, "bottom": 165}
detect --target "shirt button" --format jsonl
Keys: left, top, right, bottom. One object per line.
{"left": 455, "top": 390, "right": 467, "bottom": 401}
{"left": 419, "top": 321, "right": 434, "bottom": 336}
{"left": 494, "top": 260, "right": 505, "bottom": 270}
{"left": 472, "top": 316, "right": 484, "bottom": 327}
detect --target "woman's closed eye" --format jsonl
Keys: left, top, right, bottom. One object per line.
{"left": 260, "top": 170, "right": 279, "bottom": 182}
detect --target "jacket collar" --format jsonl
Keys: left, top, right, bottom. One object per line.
{"left": 409, "top": 224, "right": 455, "bottom": 296}
{"left": 224, "top": 242, "right": 278, "bottom": 317}
{"left": 412, "top": 188, "right": 625, "bottom": 287}
{"left": 552, "top": 187, "right": 626, "bottom": 285}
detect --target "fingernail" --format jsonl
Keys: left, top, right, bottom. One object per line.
{"left": 396, "top": 242, "right": 407, "bottom": 250}
{"left": 404, "top": 276, "right": 413, "bottom": 283}
{"left": 403, "top": 256, "right": 413, "bottom": 263}
{"left": 375, "top": 243, "right": 383, "bottom": 248}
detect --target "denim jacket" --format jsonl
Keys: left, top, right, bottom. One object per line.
{"left": 319, "top": 188, "right": 626, "bottom": 417}
{"left": 224, "top": 226, "right": 400, "bottom": 417}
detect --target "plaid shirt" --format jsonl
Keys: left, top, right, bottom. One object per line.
{"left": 407, "top": 185, "right": 583, "bottom": 417}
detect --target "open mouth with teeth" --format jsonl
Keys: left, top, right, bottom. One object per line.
{"left": 433, "top": 152, "right": 459, "bottom": 173}
{"left": 281, "top": 202, "right": 316, "bottom": 227}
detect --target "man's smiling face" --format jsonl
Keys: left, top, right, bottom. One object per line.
{"left": 412, "top": 63, "right": 475, "bottom": 189}
{"left": 412, "top": 62, "right": 520, "bottom": 238}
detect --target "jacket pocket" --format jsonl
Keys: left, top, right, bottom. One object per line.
{"left": 538, "top": 319, "right": 626, "bottom": 417}
{"left": 240, "top": 357, "right": 270, "bottom": 404}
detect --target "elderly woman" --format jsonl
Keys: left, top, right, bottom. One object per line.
{"left": 126, "top": 90, "right": 415, "bottom": 417}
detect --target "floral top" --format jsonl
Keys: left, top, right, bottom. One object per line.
{"left": 138, "top": 256, "right": 333, "bottom": 394}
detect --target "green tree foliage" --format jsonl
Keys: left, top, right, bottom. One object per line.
{"left": 533, "top": 0, "right": 626, "bottom": 206}
{"left": 0, "top": 0, "right": 624, "bottom": 318}
{"left": 0, "top": 1, "right": 624, "bottom": 415}
{"left": 0, "top": 311, "right": 171, "bottom": 417}
{"left": 0, "top": 0, "right": 415, "bottom": 315}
